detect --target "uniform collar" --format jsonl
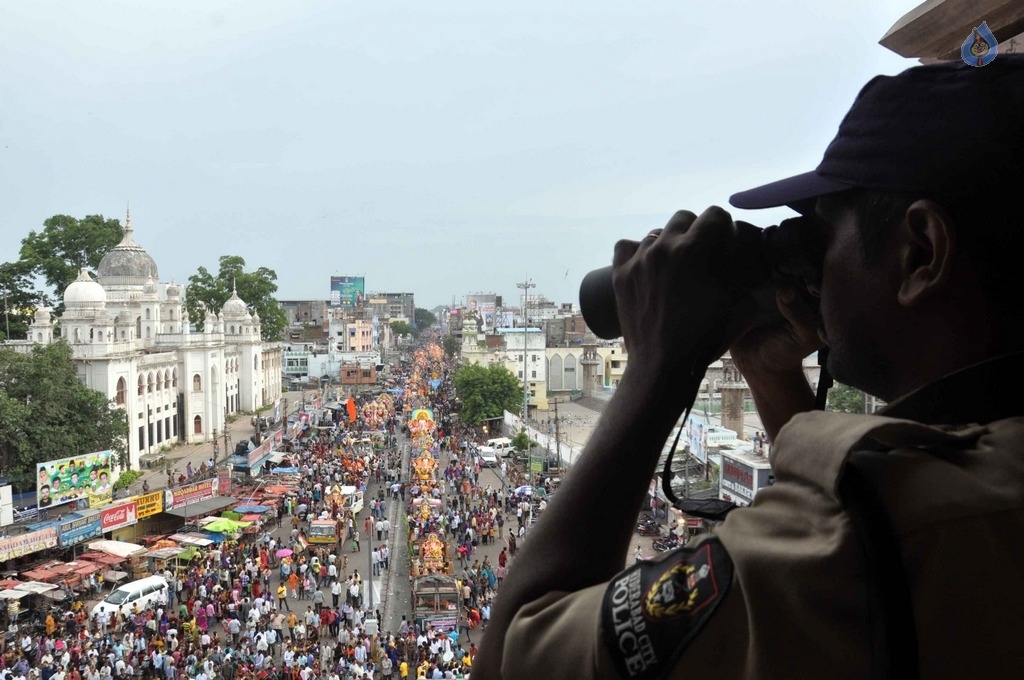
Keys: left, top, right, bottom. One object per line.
{"left": 878, "top": 350, "right": 1024, "bottom": 425}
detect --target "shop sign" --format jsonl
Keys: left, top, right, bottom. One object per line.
{"left": 59, "top": 515, "right": 103, "bottom": 547}
{"left": 165, "top": 479, "right": 217, "bottom": 510}
{"left": 721, "top": 455, "right": 756, "bottom": 505}
{"left": 0, "top": 527, "right": 57, "bottom": 562}
{"left": 218, "top": 468, "right": 232, "bottom": 498}
{"left": 249, "top": 438, "right": 273, "bottom": 467}
{"left": 101, "top": 502, "right": 138, "bottom": 532}
{"left": 136, "top": 491, "right": 164, "bottom": 519}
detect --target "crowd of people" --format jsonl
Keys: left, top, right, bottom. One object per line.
{"left": 0, "top": 339, "right": 532, "bottom": 680}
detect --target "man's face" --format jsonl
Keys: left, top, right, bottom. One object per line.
{"left": 813, "top": 196, "right": 902, "bottom": 399}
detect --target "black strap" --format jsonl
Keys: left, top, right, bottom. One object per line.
{"left": 838, "top": 463, "right": 919, "bottom": 680}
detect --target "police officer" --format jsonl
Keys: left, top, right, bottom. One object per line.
{"left": 477, "top": 57, "right": 1024, "bottom": 678}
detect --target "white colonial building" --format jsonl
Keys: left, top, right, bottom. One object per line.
{"left": 10, "top": 212, "right": 283, "bottom": 470}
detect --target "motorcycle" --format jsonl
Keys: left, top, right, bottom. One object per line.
{"left": 636, "top": 522, "right": 663, "bottom": 537}
{"left": 652, "top": 535, "right": 683, "bottom": 552}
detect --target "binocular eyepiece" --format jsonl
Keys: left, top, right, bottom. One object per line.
{"left": 579, "top": 216, "right": 826, "bottom": 339}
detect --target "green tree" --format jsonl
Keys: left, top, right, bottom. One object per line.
{"left": 453, "top": 363, "right": 522, "bottom": 426}
{"left": 18, "top": 214, "right": 124, "bottom": 308}
{"left": 827, "top": 382, "right": 867, "bottom": 413}
{"left": 0, "top": 342, "right": 129, "bottom": 493}
{"left": 511, "top": 429, "right": 537, "bottom": 452}
{"left": 414, "top": 308, "right": 437, "bottom": 330}
{"left": 184, "top": 255, "right": 288, "bottom": 341}
{"left": 0, "top": 261, "right": 51, "bottom": 340}
{"left": 441, "top": 335, "right": 460, "bottom": 358}
{"left": 391, "top": 320, "right": 416, "bottom": 338}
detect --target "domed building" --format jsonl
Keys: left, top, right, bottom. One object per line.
{"left": 11, "top": 208, "right": 283, "bottom": 471}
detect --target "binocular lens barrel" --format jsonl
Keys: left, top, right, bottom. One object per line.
{"left": 578, "top": 217, "right": 823, "bottom": 339}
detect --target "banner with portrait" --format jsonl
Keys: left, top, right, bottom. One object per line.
{"left": 36, "top": 451, "right": 112, "bottom": 510}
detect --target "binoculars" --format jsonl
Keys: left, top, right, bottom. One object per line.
{"left": 579, "top": 216, "right": 826, "bottom": 339}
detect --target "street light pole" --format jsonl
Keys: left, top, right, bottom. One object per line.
{"left": 516, "top": 279, "right": 535, "bottom": 430}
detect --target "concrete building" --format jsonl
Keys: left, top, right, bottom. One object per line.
{"left": 497, "top": 327, "right": 549, "bottom": 412}
{"left": 366, "top": 292, "right": 415, "bottom": 323}
{"left": 5, "top": 211, "right": 283, "bottom": 470}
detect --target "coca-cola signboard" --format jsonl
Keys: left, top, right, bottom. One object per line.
{"left": 101, "top": 501, "right": 138, "bottom": 532}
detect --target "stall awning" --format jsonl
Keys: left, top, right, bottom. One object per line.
{"left": 14, "top": 581, "right": 59, "bottom": 594}
{"left": 146, "top": 547, "right": 186, "bottom": 560}
{"left": 268, "top": 451, "right": 287, "bottom": 464}
{"left": 162, "top": 496, "right": 237, "bottom": 518}
{"left": 168, "top": 533, "right": 215, "bottom": 547}
{"left": 0, "top": 590, "right": 30, "bottom": 600}
{"left": 87, "top": 540, "right": 146, "bottom": 559}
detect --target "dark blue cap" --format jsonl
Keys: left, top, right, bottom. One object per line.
{"left": 730, "top": 55, "right": 1024, "bottom": 214}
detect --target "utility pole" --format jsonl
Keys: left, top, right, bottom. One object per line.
{"left": 553, "top": 398, "right": 562, "bottom": 470}
{"left": 516, "top": 279, "right": 535, "bottom": 429}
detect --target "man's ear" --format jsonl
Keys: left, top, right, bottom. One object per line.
{"left": 896, "top": 199, "right": 957, "bottom": 308}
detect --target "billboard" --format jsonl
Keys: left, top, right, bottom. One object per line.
{"left": 0, "top": 528, "right": 57, "bottom": 562}
{"left": 330, "top": 276, "right": 366, "bottom": 308}
{"left": 58, "top": 512, "right": 103, "bottom": 548}
{"left": 135, "top": 491, "right": 164, "bottom": 519}
{"left": 164, "top": 479, "right": 218, "bottom": 510}
{"left": 684, "top": 415, "right": 710, "bottom": 465}
{"left": 465, "top": 294, "right": 497, "bottom": 329}
{"left": 36, "top": 450, "right": 112, "bottom": 510}
{"left": 720, "top": 455, "right": 756, "bottom": 506}
{"left": 101, "top": 501, "right": 138, "bottom": 532}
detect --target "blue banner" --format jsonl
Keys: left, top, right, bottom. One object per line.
{"left": 59, "top": 517, "right": 103, "bottom": 547}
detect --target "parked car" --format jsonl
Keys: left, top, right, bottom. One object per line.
{"left": 477, "top": 446, "right": 499, "bottom": 467}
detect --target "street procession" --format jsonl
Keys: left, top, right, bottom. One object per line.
{"left": 0, "top": 336, "right": 558, "bottom": 680}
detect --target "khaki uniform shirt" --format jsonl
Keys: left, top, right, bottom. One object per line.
{"left": 502, "top": 353, "right": 1024, "bottom": 679}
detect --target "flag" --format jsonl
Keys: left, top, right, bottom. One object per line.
{"left": 297, "top": 534, "right": 309, "bottom": 551}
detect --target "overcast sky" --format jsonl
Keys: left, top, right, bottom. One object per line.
{"left": 0, "top": 1, "right": 917, "bottom": 311}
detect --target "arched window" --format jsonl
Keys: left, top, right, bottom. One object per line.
{"left": 155, "top": 370, "right": 163, "bottom": 391}
{"left": 37, "top": 333, "right": 42, "bottom": 342}
{"left": 138, "top": 375, "right": 144, "bottom": 396}
{"left": 193, "top": 415, "right": 202, "bottom": 434}
{"left": 116, "top": 377, "right": 126, "bottom": 406}
{"left": 145, "top": 308, "right": 151, "bottom": 320}
{"left": 172, "top": 369, "right": 178, "bottom": 388}
{"left": 564, "top": 354, "right": 578, "bottom": 391}
{"left": 145, "top": 327, "right": 151, "bottom": 339}
{"left": 89, "top": 328, "right": 94, "bottom": 341}
{"left": 147, "top": 372, "right": 155, "bottom": 393}
{"left": 230, "top": 325, "right": 235, "bottom": 335}
{"left": 549, "top": 354, "right": 564, "bottom": 391}
{"left": 254, "top": 356, "right": 259, "bottom": 370}
{"left": 164, "top": 372, "right": 171, "bottom": 390}
{"left": 121, "top": 330, "right": 126, "bottom": 340}
{"left": 74, "top": 328, "right": 82, "bottom": 343}
{"left": 192, "top": 374, "right": 202, "bottom": 392}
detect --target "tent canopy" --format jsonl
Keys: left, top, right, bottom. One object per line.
{"left": 87, "top": 540, "right": 146, "bottom": 559}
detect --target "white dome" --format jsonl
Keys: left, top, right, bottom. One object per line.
{"left": 63, "top": 268, "right": 106, "bottom": 307}
{"left": 222, "top": 286, "right": 248, "bottom": 317}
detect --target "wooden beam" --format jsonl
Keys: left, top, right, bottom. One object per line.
{"left": 880, "top": 0, "right": 1024, "bottom": 60}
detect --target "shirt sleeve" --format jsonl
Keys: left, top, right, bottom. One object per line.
{"left": 501, "top": 537, "right": 749, "bottom": 680}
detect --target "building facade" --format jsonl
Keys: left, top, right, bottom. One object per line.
{"left": 7, "top": 213, "right": 283, "bottom": 470}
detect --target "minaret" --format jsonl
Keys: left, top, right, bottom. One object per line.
{"left": 124, "top": 202, "right": 134, "bottom": 243}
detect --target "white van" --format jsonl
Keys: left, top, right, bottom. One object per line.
{"left": 486, "top": 437, "right": 515, "bottom": 457}
{"left": 92, "top": 575, "right": 168, "bottom": 619}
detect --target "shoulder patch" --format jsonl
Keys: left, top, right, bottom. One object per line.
{"left": 601, "top": 537, "right": 733, "bottom": 680}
